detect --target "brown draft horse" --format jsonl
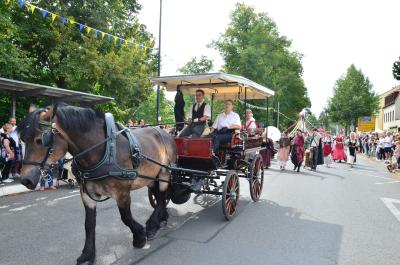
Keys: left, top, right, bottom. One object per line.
{"left": 18, "top": 103, "right": 176, "bottom": 265}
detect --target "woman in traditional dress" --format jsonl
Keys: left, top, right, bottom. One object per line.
{"left": 323, "top": 134, "right": 333, "bottom": 167}
{"left": 332, "top": 133, "right": 347, "bottom": 162}
{"left": 277, "top": 132, "right": 291, "bottom": 170}
{"left": 291, "top": 129, "right": 305, "bottom": 172}
{"left": 347, "top": 132, "right": 358, "bottom": 168}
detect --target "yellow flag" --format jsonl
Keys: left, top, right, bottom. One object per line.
{"left": 30, "top": 5, "right": 36, "bottom": 14}
{"left": 101, "top": 32, "right": 105, "bottom": 40}
{"left": 86, "top": 27, "right": 92, "bottom": 34}
{"left": 69, "top": 19, "right": 75, "bottom": 25}
{"left": 113, "top": 36, "right": 118, "bottom": 44}
{"left": 51, "top": 14, "right": 57, "bottom": 22}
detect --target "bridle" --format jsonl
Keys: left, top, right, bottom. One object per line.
{"left": 22, "top": 117, "right": 61, "bottom": 179}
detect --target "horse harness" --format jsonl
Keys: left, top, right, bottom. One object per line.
{"left": 24, "top": 112, "right": 172, "bottom": 202}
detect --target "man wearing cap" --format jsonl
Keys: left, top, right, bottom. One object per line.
{"left": 179, "top": 89, "right": 211, "bottom": 137}
{"left": 243, "top": 109, "right": 257, "bottom": 129}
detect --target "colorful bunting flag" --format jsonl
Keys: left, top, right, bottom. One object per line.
{"left": 6, "top": 2, "right": 156, "bottom": 54}
{"left": 29, "top": 5, "right": 35, "bottom": 14}
{"left": 41, "top": 9, "right": 47, "bottom": 18}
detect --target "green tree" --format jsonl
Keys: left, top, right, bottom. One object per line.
{"left": 0, "top": 1, "right": 156, "bottom": 121}
{"left": 211, "top": 3, "right": 310, "bottom": 128}
{"left": 178, "top": 55, "right": 213, "bottom": 75}
{"left": 326, "top": 64, "right": 379, "bottom": 133}
{"left": 318, "top": 110, "right": 331, "bottom": 131}
{"left": 393, "top": 57, "right": 400, "bottom": 81}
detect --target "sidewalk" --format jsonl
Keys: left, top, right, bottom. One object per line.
{"left": 0, "top": 181, "right": 34, "bottom": 197}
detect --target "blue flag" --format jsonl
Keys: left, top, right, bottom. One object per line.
{"left": 61, "top": 17, "right": 66, "bottom": 25}
{"left": 18, "top": 0, "right": 24, "bottom": 8}
{"left": 41, "top": 9, "right": 48, "bottom": 18}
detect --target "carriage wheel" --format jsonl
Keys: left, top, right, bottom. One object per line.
{"left": 249, "top": 154, "right": 264, "bottom": 202}
{"left": 222, "top": 170, "right": 240, "bottom": 221}
{"left": 148, "top": 188, "right": 171, "bottom": 209}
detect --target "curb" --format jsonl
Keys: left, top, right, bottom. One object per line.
{"left": 0, "top": 184, "right": 36, "bottom": 197}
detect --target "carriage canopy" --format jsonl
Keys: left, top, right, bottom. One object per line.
{"left": 150, "top": 72, "right": 274, "bottom": 100}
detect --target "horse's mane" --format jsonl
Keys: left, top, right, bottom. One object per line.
{"left": 54, "top": 103, "right": 105, "bottom": 134}
{"left": 17, "top": 103, "right": 105, "bottom": 141}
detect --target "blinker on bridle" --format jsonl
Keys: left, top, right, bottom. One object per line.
{"left": 22, "top": 111, "right": 60, "bottom": 177}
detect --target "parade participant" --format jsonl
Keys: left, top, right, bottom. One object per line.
{"left": 243, "top": 109, "right": 257, "bottom": 129}
{"left": 277, "top": 132, "right": 291, "bottom": 170}
{"left": 332, "top": 133, "right": 347, "bottom": 162}
{"left": 347, "top": 132, "right": 358, "bottom": 168}
{"left": 291, "top": 129, "right": 305, "bottom": 172}
{"left": 383, "top": 132, "right": 394, "bottom": 163}
{"left": 211, "top": 99, "right": 241, "bottom": 154}
{"left": 323, "top": 134, "right": 333, "bottom": 167}
{"left": 179, "top": 89, "right": 211, "bottom": 137}
{"left": 1, "top": 123, "right": 16, "bottom": 183}
{"left": 304, "top": 132, "right": 312, "bottom": 169}
{"left": 309, "top": 128, "right": 320, "bottom": 171}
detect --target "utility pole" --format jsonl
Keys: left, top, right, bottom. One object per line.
{"left": 156, "top": 0, "right": 162, "bottom": 124}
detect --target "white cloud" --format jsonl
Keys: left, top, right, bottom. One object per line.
{"left": 138, "top": 0, "right": 400, "bottom": 115}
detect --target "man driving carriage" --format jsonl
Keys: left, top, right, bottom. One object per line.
{"left": 211, "top": 99, "right": 241, "bottom": 154}
{"left": 179, "top": 89, "right": 211, "bottom": 137}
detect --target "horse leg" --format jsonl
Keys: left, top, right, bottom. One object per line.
{"left": 146, "top": 179, "right": 169, "bottom": 240}
{"left": 77, "top": 192, "right": 97, "bottom": 265}
{"left": 117, "top": 192, "right": 147, "bottom": 249}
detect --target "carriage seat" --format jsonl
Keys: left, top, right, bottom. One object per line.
{"left": 219, "top": 130, "right": 242, "bottom": 149}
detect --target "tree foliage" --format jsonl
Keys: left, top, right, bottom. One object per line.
{"left": 326, "top": 64, "right": 379, "bottom": 133}
{"left": 212, "top": 3, "right": 310, "bottom": 128}
{"left": 0, "top": 1, "right": 156, "bottom": 122}
{"left": 393, "top": 57, "right": 400, "bottom": 81}
{"left": 178, "top": 55, "right": 213, "bottom": 75}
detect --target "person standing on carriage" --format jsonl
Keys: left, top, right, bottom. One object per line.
{"left": 291, "top": 129, "right": 305, "bottom": 172}
{"left": 243, "top": 109, "right": 257, "bottom": 129}
{"left": 179, "top": 89, "right": 211, "bottom": 137}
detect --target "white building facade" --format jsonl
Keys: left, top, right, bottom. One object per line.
{"left": 383, "top": 90, "right": 400, "bottom": 131}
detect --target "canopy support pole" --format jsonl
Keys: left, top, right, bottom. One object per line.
{"left": 11, "top": 93, "right": 16, "bottom": 118}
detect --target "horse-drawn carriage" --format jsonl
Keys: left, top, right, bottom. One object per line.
{"left": 149, "top": 73, "right": 274, "bottom": 220}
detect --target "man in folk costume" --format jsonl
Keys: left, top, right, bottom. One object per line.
{"left": 291, "top": 129, "right": 305, "bottom": 172}
{"left": 243, "top": 109, "right": 257, "bottom": 129}
{"left": 179, "top": 89, "right": 211, "bottom": 137}
{"left": 309, "top": 128, "right": 321, "bottom": 171}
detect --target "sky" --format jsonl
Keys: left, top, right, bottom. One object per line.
{"left": 138, "top": 0, "right": 400, "bottom": 116}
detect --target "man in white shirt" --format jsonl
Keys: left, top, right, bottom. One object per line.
{"left": 384, "top": 132, "right": 394, "bottom": 162}
{"left": 211, "top": 99, "right": 241, "bottom": 153}
{"left": 179, "top": 89, "right": 211, "bottom": 137}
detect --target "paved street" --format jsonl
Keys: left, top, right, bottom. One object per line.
{"left": 1, "top": 155, "right": 400, "bottom": 265}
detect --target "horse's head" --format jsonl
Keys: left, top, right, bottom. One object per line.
{"left": 18, "top": 105, "right": 68, "bottom": 190}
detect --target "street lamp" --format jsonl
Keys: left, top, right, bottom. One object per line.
{"left": 156, "top": 0, "right": 162, "bottom": 124}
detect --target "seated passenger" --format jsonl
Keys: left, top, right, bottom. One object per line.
{"left": 243, "top": 109, "right": 257, "bottom": 129}
{"left": 179, "top": 89, "right": 211, "bottom": 137}
{"left": 211, "top": 99, "right": 241, "bottom": 154}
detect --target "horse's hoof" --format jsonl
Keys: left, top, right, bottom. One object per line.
{"left": 146, "top": 229, "right": 160, "bottom": 241}
{"left": 160, "top": 220, "right": 168, "bottom": 229}
{"left": 76, "top": 261, "right": 93, "bottom": 265}
{"left": 133, "top": 236, "right": 147, "bottom": 249}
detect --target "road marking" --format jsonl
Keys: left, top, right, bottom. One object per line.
{"left": 53, "top": 194, "right": 80, "bottom": 201}
{"left": 69, "top": 190, "right": 80, "bottom": 194}
{"left": 381, "top": 198, "right": 400, "bottom": 223}
{"left": 9, "top": 204, "right": 36, "bottom": 212}
{"left": 375, "top": 181, "right": 400, "bottom": 185}
{"left": 35, "top": 197, "right": 47, "bottom": 201}
{"left": 368, "top": 175, "right": 393, "bottom": 180}
{"left": 0, "top": 205, "right": 10, "bottom": 209}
